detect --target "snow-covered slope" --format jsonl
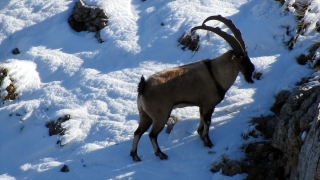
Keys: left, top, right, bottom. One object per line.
{"left": 0, "top": 0, "right": 318, "bottom": 179}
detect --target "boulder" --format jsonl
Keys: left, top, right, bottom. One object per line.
{"left": 68, "top": 0, "right": 108, "bottom": 43}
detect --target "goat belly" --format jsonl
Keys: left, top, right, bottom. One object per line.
{"left": 173, "top": 102, "right": 197, "bottom": 109}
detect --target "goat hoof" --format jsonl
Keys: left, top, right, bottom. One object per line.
{"left": 160, "top": 154, "right": 168, "bottom": 160}
{"left": 155, "top": 152, "right": 168, "bottom": 160}
{"left": 130, "top": 152, "right": 141, "bottom": 162}
{"left": 200, "top": 136, "right": 213, "bottom": 148}
{"left": 204, "top": 140, "right": 213, "bottom": 148}
{"left": 204, "top": 143, "right": 213, "bottom": 148}
{"left": 133, "top": 156, "right": 141, "bottom": 162}
{"left": 132, "top": 156, "right": 141, "bottom": 162}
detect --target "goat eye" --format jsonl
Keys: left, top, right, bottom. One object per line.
{"left": 241, "top": 56, "right": 249, "bottom": 61}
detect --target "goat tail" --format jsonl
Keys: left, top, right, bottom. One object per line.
{"left": 137, "top": 75, "right": 146, "bottom": 96}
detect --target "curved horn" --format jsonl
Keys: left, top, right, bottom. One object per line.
{"left": 191, "top": 25, "right": 244, "bottom": 54}
{"left": 201, "top": 15, "right": 246, "bottom": 51}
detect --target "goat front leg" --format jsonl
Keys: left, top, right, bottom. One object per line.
{"left": 198, "top": 107, "right": 214, "bottom": 148}
{"left": 149, "top": 121, "right": 168, "bottom": 160}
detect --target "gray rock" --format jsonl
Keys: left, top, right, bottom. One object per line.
{"left": 68, "top": 0, "right": 108, "bottom": 43}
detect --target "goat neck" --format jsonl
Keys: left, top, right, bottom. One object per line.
{"left": 208, "top": 50, "right": 240, "bottom": 91}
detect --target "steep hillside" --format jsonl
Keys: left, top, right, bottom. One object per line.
{"left": 0, "top": 0, "right": 318, "bottom": 179}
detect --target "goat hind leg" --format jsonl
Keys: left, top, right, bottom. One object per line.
{"left": 130, "top": 109, "right": 152, "bottom": 162}
{"left": 197, "top": 114, "right": 204, "bottom": 135}
{"left": 149, "top": 120, "right": 168, "bottom": 160}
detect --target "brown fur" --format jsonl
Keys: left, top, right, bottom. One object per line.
{"left": 155, "top": 68, "right": 187, "bottom": 84}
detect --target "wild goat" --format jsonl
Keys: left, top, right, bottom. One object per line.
{"left": 130, "top": 15, "right": 255, "bottom": 162}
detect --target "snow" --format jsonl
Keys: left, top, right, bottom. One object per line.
{"left": 0, "top": 0, "right": 319, "bottom": 179}
{"left": 301, "top": 131, "right": 307, "bottom": 141}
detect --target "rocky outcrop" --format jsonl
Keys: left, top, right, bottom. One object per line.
{"left": 271, "top": 87, "right": 320, "bottom": 179}
{"left": 247, "top": 86, "right": 320, "bottom": 179}
{"left": 210, "top": 85, "right": 320, "bottom": 179}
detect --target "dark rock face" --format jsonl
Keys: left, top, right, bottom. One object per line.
{"left": 0, "top": 68, "right": 17, "bottom": 101}
{"left": 271, "top": 86, "right": 320, "bottom": 179}
{"left": 68, "top": 0, "right": 108, "bottom": 42}
{"left": 247, "top": 86, "right": 320, "bottom": 179}
{"left": 210, "top": 86, "right": 320, "bottom": 179}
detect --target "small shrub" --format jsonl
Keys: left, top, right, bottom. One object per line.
{"left": 296, "top": 54, "right": 308, "bottom": 65}
{"left": 0, "top": 67, "right": 17, "bottom": 102}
